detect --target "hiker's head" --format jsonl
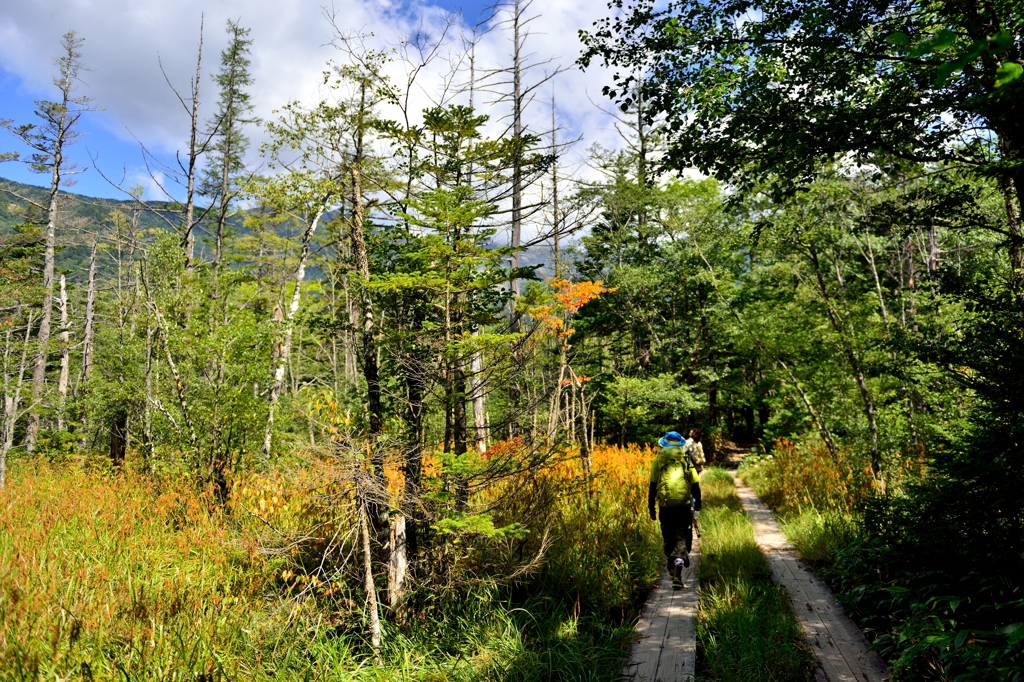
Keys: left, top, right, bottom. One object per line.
{"left": 659, "top": 431, "right": 685, "bottom": 447}
{"left": 689, "top": 428, "right": 702, "bottom": 443}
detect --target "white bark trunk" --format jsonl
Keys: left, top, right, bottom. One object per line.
{"left": 510, "top": 0, "right": 523, "bottom": 300}
{"left": 143, "top": 323, "right": 154, "bottom": 461}
{"left": 2, "top": 311, "right": 35, "bottom": 489}
{"left": 182, "top": 21, "right": 204, "bottom": 267}
{"left": 263, "top": 208, "right": 325, "bottom": 457}
{"left": 471, "top": 348, "right": 487, "bottom": 454}
{"left": 388, "top": 514, "right": 408, "bottom": 607}
{"left": 80, "top": 243, "right": 97, "bottom": 386}
{"left": 24, "top": 147, "right": 60, "bottom": 452}
{"left": 57, "top": 275, "right": 70, "bottom": 429}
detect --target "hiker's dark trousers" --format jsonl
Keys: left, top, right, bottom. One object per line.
{"left": 658, "top": 504, "right": 693, "bottom": 559}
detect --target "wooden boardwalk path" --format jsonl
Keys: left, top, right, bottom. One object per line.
{"left": 731, "top": 472, "right": 890, "bottom": 682}
{"left": 622, "top": 538, "right": 700, "bottom": 681}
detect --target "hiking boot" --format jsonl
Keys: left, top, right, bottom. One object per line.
{"left": 671, "top": 558, "right": 684, "bottom": 588}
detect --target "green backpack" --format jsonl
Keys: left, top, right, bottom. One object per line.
{"left": 655, "top": 447, "right": 696, "bottom": 507}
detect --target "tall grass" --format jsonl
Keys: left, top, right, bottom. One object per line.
{"left": 696, "top": 468, "right": 813, "bottom": 681}
{"left": 739, "top": 437, "right": 925, "bottom": 569}
{"left": 0, "top": 444, "right": 662, "bottom": 681}
{"left": 739, "top": 440, "right": 865, "bottom": 571}
{"left": 537, "top": 444, "right": 663, "bottom": 620}
{"left": 0, "top": 463, "right": 282, "bottom": 681}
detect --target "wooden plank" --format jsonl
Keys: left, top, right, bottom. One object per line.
{"left": 731, "top": 473, "right": 890, "bottom": 682}
{"left": 633, "top": 570, "right": 673, "bottom": 681}
{"left": 626, "top": 539, "right": 701, "bottom": 681}
{"left": 623, "top": 571, "right": 669, "bottom": 678}
{"left": 655, "top": 537, "right": 699, "bottom": 681}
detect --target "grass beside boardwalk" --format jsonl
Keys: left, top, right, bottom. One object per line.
{"left": 695, "top": 467, "right": 814, "bottom": 682}
{"left": 0, "top": 446, "right": 658, "bottom": 682}
{"left": 739, "top": 443, "right": 860, "bottom": 572}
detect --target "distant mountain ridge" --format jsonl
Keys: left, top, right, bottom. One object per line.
{"left": 0, "top": 177, "right": 178, "bottom": 233}
{"left": 1, "top": 175, "right": 565, "bottom": 280}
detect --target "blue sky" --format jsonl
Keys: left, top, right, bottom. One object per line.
{"left": 0, "top": 0, "right": 620, "bottom": 202}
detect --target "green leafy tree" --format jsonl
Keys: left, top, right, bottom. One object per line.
{"left": 581, "top": 0, "right": 1024, "bottom": 268}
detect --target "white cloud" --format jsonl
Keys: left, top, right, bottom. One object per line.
{"left": 0, "top": 0, "right": 629, "bottom": 219}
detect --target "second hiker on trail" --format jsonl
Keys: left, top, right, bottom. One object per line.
{"left": 649, "top": 430, "right": 702, "bottom": 586}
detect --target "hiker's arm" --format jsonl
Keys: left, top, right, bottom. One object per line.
{"left": 648, "top": 452, "right": 662, "bottom": 520}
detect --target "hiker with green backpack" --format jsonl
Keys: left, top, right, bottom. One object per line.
{"left": 648, "top": 431, "right": 702, "bottom": 585}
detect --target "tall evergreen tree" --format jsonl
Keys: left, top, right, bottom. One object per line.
{"left": 202, "top": 19, "right": 257, "bottom": 272}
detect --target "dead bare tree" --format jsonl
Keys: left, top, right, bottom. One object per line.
{"left": 76, "top": 242, "right": 97, "bottom": 450}
{"left": 1, "top": 31, "right": 95, "bottom": 451}
{"left": 156, "top": 17, "right": 214, "bottom": 267}
{"left": 1, "top": 310, "right": 35, "bottom": 489}
{"left": 56, "top": 275, "right": 70, "bottom": 430}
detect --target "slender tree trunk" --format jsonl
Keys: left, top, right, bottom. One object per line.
{"left": 575, "top": 374, "right": 591, "bottom": 476}
{"left": 510, "top": 5, "right": 523, "bottom": 300}
{"left": 181, "top": 21, "right": 205, "bottom": 268}
{"left": 143, "top": 322, "right": 154, "bottom": 462}
{"left": 349, "top": 146, "right": 387, "bottom": 530}
{"left": 263, "top": 208, "right": 325, "bottom": 457}
{"left": 388, "top": 514, "right": 408, "bottom": 609}
{"left": 24, "top": 143, "right": 62, "bottom": 452}
{"left": 2, "top": 311, "right": 35, "bottom": 489}
{"left": 359, "top": 493, "right": 382, "bottom": 651}
{"left": 394, "top": 309, "right": 426, "bottom": 605}
{"left": 56, "top": 275, "right": 70, "bottom": 430}
{"left": 156, "top": 322, "right": 199, "bottom": 458}
{"left": 860, "top": 229, "right": 890, "bottom": 326}
{"left": 778, "top": 356, "right": 835, "bottom": 462}
{"left": 80, "top": 243, "right": 97, "bottom": 386}
{"left": 806, "top": 243, "right": 881, "bottom": 477}
{"left": 506, "top": 0, "right": 525, "bottom": 438}
{"left": 551, "top": 92, "right": 561, "bottom": 278}
{"left": 77, "top": 245, "right": 98, "bottom": 451}
{"left": 214, "top": 132, "right": 232, "bottom": 271}
{"left": 927, "top": 220, "right": 941, "bottom": 288}
{"left": 464, "top": 64, "right": 489, "bottom": 455}
{"left": 471, "top": 350, "right": 487, "bottom": 453}
{"left": 454, "top": 364, "right": 469, "bottom": 510}
{"left": 110, "top": 411, "right": 127, "bottom": 467}
{"left": 548, "top": 349, "right": 567, "bottom": 437}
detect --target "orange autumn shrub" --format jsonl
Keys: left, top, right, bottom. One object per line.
{"left": 523, "top": 443, "right": 662, "bottom": 620}
{"left": 743, "top": 437, "right": 930, "bottom": 517}
{"left": 741, "top": 438, "right": 873, "bottom": 514}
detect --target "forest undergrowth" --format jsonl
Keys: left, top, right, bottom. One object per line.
{"left": 0, "top": 443, "right": 661, "bottom": 682}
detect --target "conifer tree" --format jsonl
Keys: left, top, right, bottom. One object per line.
{"left": 202, "top": 19, "right": 257, "bottom": 273}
